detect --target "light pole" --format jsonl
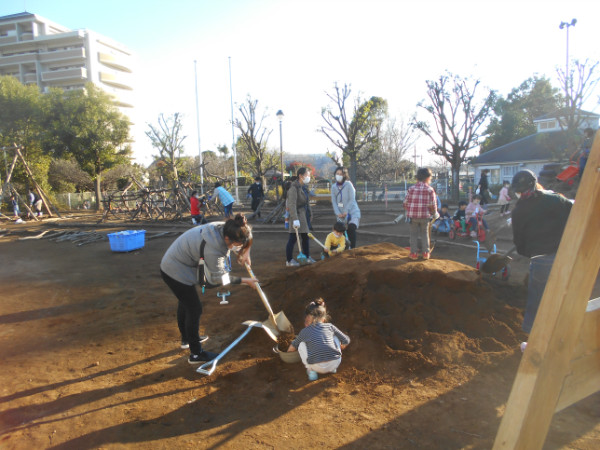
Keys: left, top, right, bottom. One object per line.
{"left": 194, "top": 60, "right": 204, "bottom": 194}
{"left": 559, "top": 18, "right": 577, "bottom": 103}
{"left": 229, "top": 56, "right": 239, "bottom": 202}
{"left": 276, "top": 110, "right": 284, "bottom": 201}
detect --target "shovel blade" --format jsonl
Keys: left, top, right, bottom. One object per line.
{"left": 242, "top": 320, "right": 278, "bottom": 341}
{"left": 297, "top": 253, "right": 309, "bottom": 265}
{"left": 273, "top": 311, "right": 293, "bottom": 334}
{"left": 481, "top": 254, "right": 512, "bottom": 274}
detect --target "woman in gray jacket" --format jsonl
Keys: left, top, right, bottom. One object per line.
{"left": 330, "top": 167, "right": 361, "bottom": 249}
{"left": 285, "top": 167, "right": 314, "bottom": 266}
{"left": 160, "top": 214, "right": 257, "bottom": 364}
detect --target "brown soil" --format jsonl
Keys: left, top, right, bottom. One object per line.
{"left": 276, "top": 333, "right": 295, "bottom": 352}
{"left": 0, "top": 212, "right": 599, "bottom": 449}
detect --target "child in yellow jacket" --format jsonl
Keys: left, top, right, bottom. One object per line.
{"left": 324, "top": 222, "right": 347, "bottom": 256}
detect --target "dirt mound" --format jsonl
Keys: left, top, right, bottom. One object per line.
{"left": 264, "top": 243, "right": 524, "bottom": 376}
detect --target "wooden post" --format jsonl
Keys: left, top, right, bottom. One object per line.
{"left": 14, "top": 147, "right": 54, "bottom": 217}
{"left": 4, "top": 152, "right": 19, "bottom": 184}
{"left": 4, "top": 151, "right": 39, "bottom": 221}
{"left": 9, "top": 184, "right": 38, "bottom": 222}
{"left": 493, "top": 133, "right": 600, "bottom": 448}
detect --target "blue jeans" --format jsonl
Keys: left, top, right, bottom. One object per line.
{"left": 523, "top": 254, "right": 556, "bottom": 333}
{"left": 224, "top": 203, "right": 234, "bottom": 218}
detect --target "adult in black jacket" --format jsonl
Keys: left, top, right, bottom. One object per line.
{"left": 477, "top": 169, "right": 490, "bottom": 206}
{"left": 247, "top": 177, "right": 264, "bottom": 217}
{"left": 510, "top": 170, "right": 573, "bottom": 334}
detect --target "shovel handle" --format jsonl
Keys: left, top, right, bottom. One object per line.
{"left": 197, "top": 324, "right": 254, "bottom": 376}
{"left": 294, "top": 227, "right": 303, "bottom": 253}
{"left": 244, "top": 263, "right": 277, "bottom": 324}
{"left": 308, "top": 233, "right": 327, "bottom": 251}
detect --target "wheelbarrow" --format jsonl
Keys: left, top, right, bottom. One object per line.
{"left": 476, "top": 241, "right": 511, "bottom": 281}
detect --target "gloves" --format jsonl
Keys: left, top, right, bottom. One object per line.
{"left": 293, "top": 220, "right": 300, "bottom": 229}
{"left": 431, "top": 211, "right": 440, "bottom": 221}
{"left": 506, "top": 218, "right": 512, "bottom": 226}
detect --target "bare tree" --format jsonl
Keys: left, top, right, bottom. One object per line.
{"left": 412, "top": 72, "right": 496, "bottom": 201}
{"left": 146, "top": 113, "right": 186, "bottom": 185}
{"left": 234, "top": 96, "right": 279, "bottom": 180}
{"left": 319, "top": 83, "right": 387, "bottom": 184}
{"left": 556, "top": 58, "right": 600, "bottom": 157}
{"left": 382, "top": 116, "right": 418, "bottom": 180}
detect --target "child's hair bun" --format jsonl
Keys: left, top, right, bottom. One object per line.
{"left": 234, "top": 213, "right": 247, "bottom": 227}
{"left": 305, "top": 298, "right": 329, "bottom": 321}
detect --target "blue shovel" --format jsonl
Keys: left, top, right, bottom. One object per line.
{"left": 294, "top": 227, "right": 308, "bottom": 265}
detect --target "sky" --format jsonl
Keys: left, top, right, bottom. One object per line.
{"left": 2, "top": 0, "right": 600, "bottom": 167}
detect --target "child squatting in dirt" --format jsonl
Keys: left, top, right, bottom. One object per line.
{"left": 286, "top": 298, "right": 350, "bottom": 381}
{"left": 324, "top": 221, "right": 347, "bottom": 256}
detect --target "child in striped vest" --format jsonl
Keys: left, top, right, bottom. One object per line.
{"left": 286, "top": 298, "right": 350, "bottom": 381}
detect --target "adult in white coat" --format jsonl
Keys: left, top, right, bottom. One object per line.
{"left": 330, "top": 167, "right": 361, "bottom": 249}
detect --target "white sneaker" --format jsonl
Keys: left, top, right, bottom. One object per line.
{"left": 286, "top": 259, "right": 300, "bottom": 267}
{"left": 307, "top": 257, "right": 316, "bottom": 264}
{"left": 520, "top": 342, "right": 527, "bottom": 352}
{"left": 470, "top": 231, "right": 477, "bottom": 238}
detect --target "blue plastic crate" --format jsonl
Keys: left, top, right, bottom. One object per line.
{"left": 107, "top": 230, "right": 146, "bottom": 252}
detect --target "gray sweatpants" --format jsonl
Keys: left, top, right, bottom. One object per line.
{"left": 409, "top": 218, "right": 430, "bottom": 254}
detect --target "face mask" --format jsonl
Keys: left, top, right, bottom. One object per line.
{"left": 232, "top": 245, "right": 243, "bottom": 252}
{"left": 335, "top": 174, "right": 343, "bottom": 183}
{"left": 303, "top": 175, "right": 311, "bottom": 184}
{"left": 515, "top": 192, "right": 521, "bottom": 199}
{"left": 334, "top": 232, "right": 342, "bottom": 238}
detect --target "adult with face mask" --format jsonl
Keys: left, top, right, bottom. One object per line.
{"left": 247, "top": 176, "right": 265, "bottom": 217}
{"left": 160, "top": 214, "right": 258, "bottom": 365}
{"left": 285, "top": 167, "right": 314, "bottom": 266}
{"left": 510, "top": 170, "right": 572, "bottom": 347}
{"left": 330, "top": 166, "right": 361, "bottom": 249}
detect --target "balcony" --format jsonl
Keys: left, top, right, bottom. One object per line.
{"left": 24, "top": 72, "right": 37, "bottom": 83}
{"left": 41, "top": 67, "right": 87, "bottom": 82}
{"left": 99, "top": 71, "right": 133, "bottom": 90}
{"left": 113, "top": 92, "right": 135, "bottom": 108}
{"left": 0, "top": 52, "right": 37, "bottom": 66}
{"left": 0, "top": 35, "right": 18, "bottom": 45}
{"left": 98, "top": 52, "right": 132, "bottom": 73}
{"left": 39, "top": 47, "right": 86, "bottom": 64}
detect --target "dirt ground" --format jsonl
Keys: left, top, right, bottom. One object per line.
{"left": 0, "top": 205, "right": 599, "bottom": 449}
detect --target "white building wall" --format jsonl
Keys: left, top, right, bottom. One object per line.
{"left": 0, "top": 13, "right": 134, "bottom": 118}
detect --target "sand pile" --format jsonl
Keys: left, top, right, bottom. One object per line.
{"left": 264, "top": 243, "right": 524, "bottom": 374}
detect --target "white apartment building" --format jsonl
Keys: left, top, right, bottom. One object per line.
{"left": 0, "top": 12, "right": 134, "bottom": 115}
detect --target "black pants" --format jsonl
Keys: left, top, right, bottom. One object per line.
{"left": 251, "top": 197, "right": 261, "bottom": 212}
{"left": 347, "top": 223, "right": 357, "bottom": 249}
{"left": 500, "top": 204, "right": 510, "bottom": 214}
{"left": 160, "top": 269, "right": 203, "bottom": 355}
{"left": 286, "top": 232, "right": 309, "bottom": 261}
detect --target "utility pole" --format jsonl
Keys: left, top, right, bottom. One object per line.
{"left": 228, "top": 56, "right": 240, "bottom": 202}
{"left": 559, "top": 18, "right": 577, "bottom": 106}
{"left": 194, "top": 60, "right": 204, "bottom": 194}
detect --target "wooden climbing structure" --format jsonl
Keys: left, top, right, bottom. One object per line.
{"left": 493, "top": 132, "right": 600, "bottom": 448}
{"left": 1, "top": 145, "right": 59, "bottom": 220}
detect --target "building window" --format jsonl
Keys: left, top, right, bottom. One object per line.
{"left": 502, "top": 165, "right": 519, "bottom": 181}
{"left": 539, "top": 120, "right": 556, "bottom": 130}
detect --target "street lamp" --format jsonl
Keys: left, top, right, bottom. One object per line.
{"left": 559, "top": 18, "right": 577, "bottom": 103}
{"left": 276, "top": 110, "right": 284, "bottom": 200}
